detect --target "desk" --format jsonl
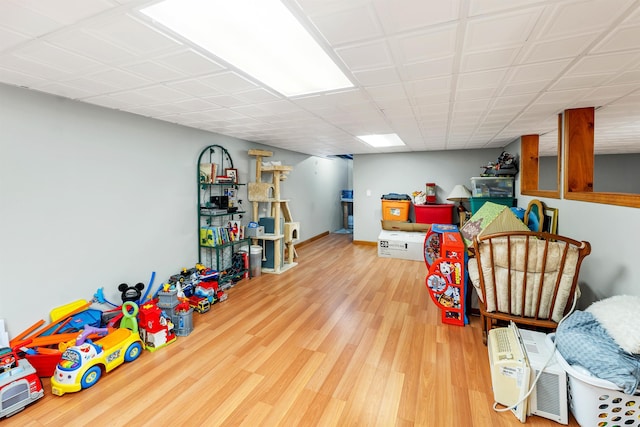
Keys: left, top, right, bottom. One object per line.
{"left": 341, "top": 197, "right": 353, "bottom": 229}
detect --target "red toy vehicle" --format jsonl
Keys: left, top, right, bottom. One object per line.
{"left": 0, "top": 346, "right": 44, "bottom": 418}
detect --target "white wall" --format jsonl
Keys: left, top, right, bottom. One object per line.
{"left": 506, "top": 139, "right": 640, "bottom": 308}
{"left": 0, "top": 84, "right": 348, "bottom": 338}
{"left": 353, "top": 149, "right": 503, "bottom": 242}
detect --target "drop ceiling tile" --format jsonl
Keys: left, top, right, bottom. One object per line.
{"left": 200, "top": 72, "right": 257, "bottom": 94}
{"left": 234, "top": 88, "right": 281, "bottom": 103}
{"left": 0, "top": 26, "right": 30, "bottom": 51}
{"left": 166, "top": 79, "right": 222, "bottom": 97}
{"left": 30, "top": 81, "right": 94, "bottom": 99}
{"left": 460, "top": 47, "right": 520, "bottom": 73}
{"left": 0, "top": 1, "right": 64, "bottom": 37}
{"left": 568, "top": 52, "right": 640, "bottom": 76}
{"left": 507, "top": 59, "right": 571, "bottom": 84}
{"left": 335, "top": 40, "right": 393, "bottom": 71}
{"left": 520, "top": 34, "right": 596, "bottom": 63}
{"left": 308, "top": 3, "right": 383, "bottom": 45}
{"left": 400, "top": 56, "right": 454, "bottom": 80}
{"left": 85, "top": 68, "right": 152, "bottom": 90}
{"left": 202, "top": 95, "right": 245, "bottom": 108}
{"left": 538, "top": 0, "right": 634, "bottom": 40}
{"left": 0, "top": 53, "right": 72, "bottom": 80}
{"left": 47, "top": 29, "right": 139, "bottom": 63}
{"left": 154, "top": 49, "right": 225, "bottom": 76}
{"left": 551, "top": 74, "right": 614, "bottom": 91}
{"left": 89, "top": 14, "right": 180, "bottom": 56}
{"left": 136, "top": 85, "right": 191, "bottom": 103}
{"left": 14, "top": 42, "right": 102, "bottom": 74}
{"left": 464, "top": 8, "right": 543, "bottom": 52}
{"left": 390, "top": 25, "right": 458, "bottom": 64}
{"left": 55, "top": 76, "right": 120, "bottom": 96}
{"left": 457, "top": 69, "right": 507, "bottom": 90}
{"left": 0, "top": 66, "right": 45, "bottom": 87}
{"left": 122, "top": 60, "right": 186, "bottom": 81}
{"left": 410, "top": 91, "right": 451, "bottom": 105}
{"left": 106, "top": 90, "right": 158, "bottom": 106}
{"left": 405, "top": 76, "right": 452, "bottom": 95}
{"left": 17, "top": 0, "right": 114, "bottom": 25}
{"left": 492, "top": 93, "right": 537, "bottom": 108}
{"left": 454, "top": 88, "right": 497, "bottom": 101}
{"left": 374, "top": 0, "right": 460, "bottom": 34}
{"left": 500, "top": 79, "right": 550, "bottom": 96}
{"left": 453, "top": 98, "right": 491, "bottom": 112}
{"left": 593, "top": 24, "right": 640, "bottom": 55}
{"left": 353, "top": 66, "right": 401, "bottom": 86}
{"left": 607, "top": 70, "right": 640, "bottom": 85}
{"left": 468, "top": 0, "right": 547, "bottom": 16}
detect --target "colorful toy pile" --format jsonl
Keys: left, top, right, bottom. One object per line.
{"left": 0, "top": 263, "right": 235, "bottom": 419}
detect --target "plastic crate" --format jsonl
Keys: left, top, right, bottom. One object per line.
{"left": 469, "top": 197, "right": 515, "bottom": 214}
{"left": 470, "top": 176, "right": 514, "bottom": 197}
{"left": 414, "top": 204, "right": 454, "bottom": 224}
{"left": 381, "top": 200, "right": 410, "bottom": 221}
{"left": 554, "top": 344, "right": 640, "bottom": 426}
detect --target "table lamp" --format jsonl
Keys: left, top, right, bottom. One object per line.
{"left": 447, "top": 185, "right": 472, "bottom": 227}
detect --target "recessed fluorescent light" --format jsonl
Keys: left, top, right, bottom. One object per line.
{"left": 140, "top": 0, "right": 353, "bottom": 97}
{"left": 357, "top": 134, "right": 406, "bottom": 148}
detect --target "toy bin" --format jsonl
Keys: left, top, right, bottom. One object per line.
{"left": 469, "top": 197, "right": 515, "bottom": 214}
{"left": 381, "top": 200, "right": 411, "bottom": 221}
{"left": 470, "top": 176, "right": 514, "bottom": 197}
{"left": 414, "top": 204, "right": 454, "bottom": 224}
{"left": 554, "top": 342, "right": 640, "bottom": 427}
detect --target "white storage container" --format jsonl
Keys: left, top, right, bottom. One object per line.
{"left": 554, "top": 344, "right": 640, "bottom": 426}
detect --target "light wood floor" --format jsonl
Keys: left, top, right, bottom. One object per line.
{"left": 6, "top": 233, "right": 579, "bottom": 426}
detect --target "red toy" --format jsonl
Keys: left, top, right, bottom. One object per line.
{"left": 138, "top": 301, "right": 176, "bottom": 352}
{"left": 0, "top": 346, "right": 44, "bottom": 418}
{"left": 424, "top": 225, "right": 467, "bottom": 326}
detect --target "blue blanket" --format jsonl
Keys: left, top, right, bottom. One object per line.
{"left": 555, "top": 310, "right": 640, "bottom": 394}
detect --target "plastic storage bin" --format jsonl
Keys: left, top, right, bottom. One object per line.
{"left": 414, "top": 204, "right": 454, "bottom": 224}
{"left": 382, "top": 200, "right": 411, "bottom": 221}
{"left": 470, "top": 197, "right": 515, "bottom": 214}
{"left": 554, "top": 343, "right": 640, "bottom": 427}
{"left": 470, "top": 177, "right": 514, "bottom": 197}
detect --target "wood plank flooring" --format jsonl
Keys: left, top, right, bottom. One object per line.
{"left": 5, "top": 233, "right": 579, "bottom": 426}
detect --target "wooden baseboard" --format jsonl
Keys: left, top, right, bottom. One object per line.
{"left": 295, "top": 231, "right": 330, "bottom": 248}
{"left": 353, "top": 240, "right": 377, "bottom": 246}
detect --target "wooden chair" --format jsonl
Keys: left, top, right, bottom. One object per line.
{"left": 468, "top": 230, "right": 591, "bottom": 344}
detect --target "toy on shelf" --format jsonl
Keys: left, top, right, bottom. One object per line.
{"left": 424, "top": 225, "right": 468, "bottom": 326}
{"left": 50, "top": 303, "right": 143, "bottom": 396}
{"left": 0, "top": 345, "right": 45, "bottom": 418}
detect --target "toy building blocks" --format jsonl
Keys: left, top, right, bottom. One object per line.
{"left": 0, "top": 346, "right": 44, "bottom": 418}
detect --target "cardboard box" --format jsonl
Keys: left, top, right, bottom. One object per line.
{"left": 378, "top": 230, "right": 427, "bottom": 261}
{"left": 381, "top": 220, "right": 430, "bottom": 232}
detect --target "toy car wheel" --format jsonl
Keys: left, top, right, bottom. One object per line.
{"left": 124, "top": 342, "right": 142, "bottom": 362}
{"left": 81, "top": 366, "right": 102, "bottom": 389}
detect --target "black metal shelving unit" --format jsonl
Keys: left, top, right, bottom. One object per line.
{"left": 197, "top": 144, "right": 250, "bottom": 288}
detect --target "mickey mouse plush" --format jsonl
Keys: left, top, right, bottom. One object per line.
{"left": 118, "top": 282, "right": 145, "bottom": 303}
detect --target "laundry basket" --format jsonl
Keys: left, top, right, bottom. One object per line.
{"left": 553, "top": 340, "right": 640, "bottom": 426}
